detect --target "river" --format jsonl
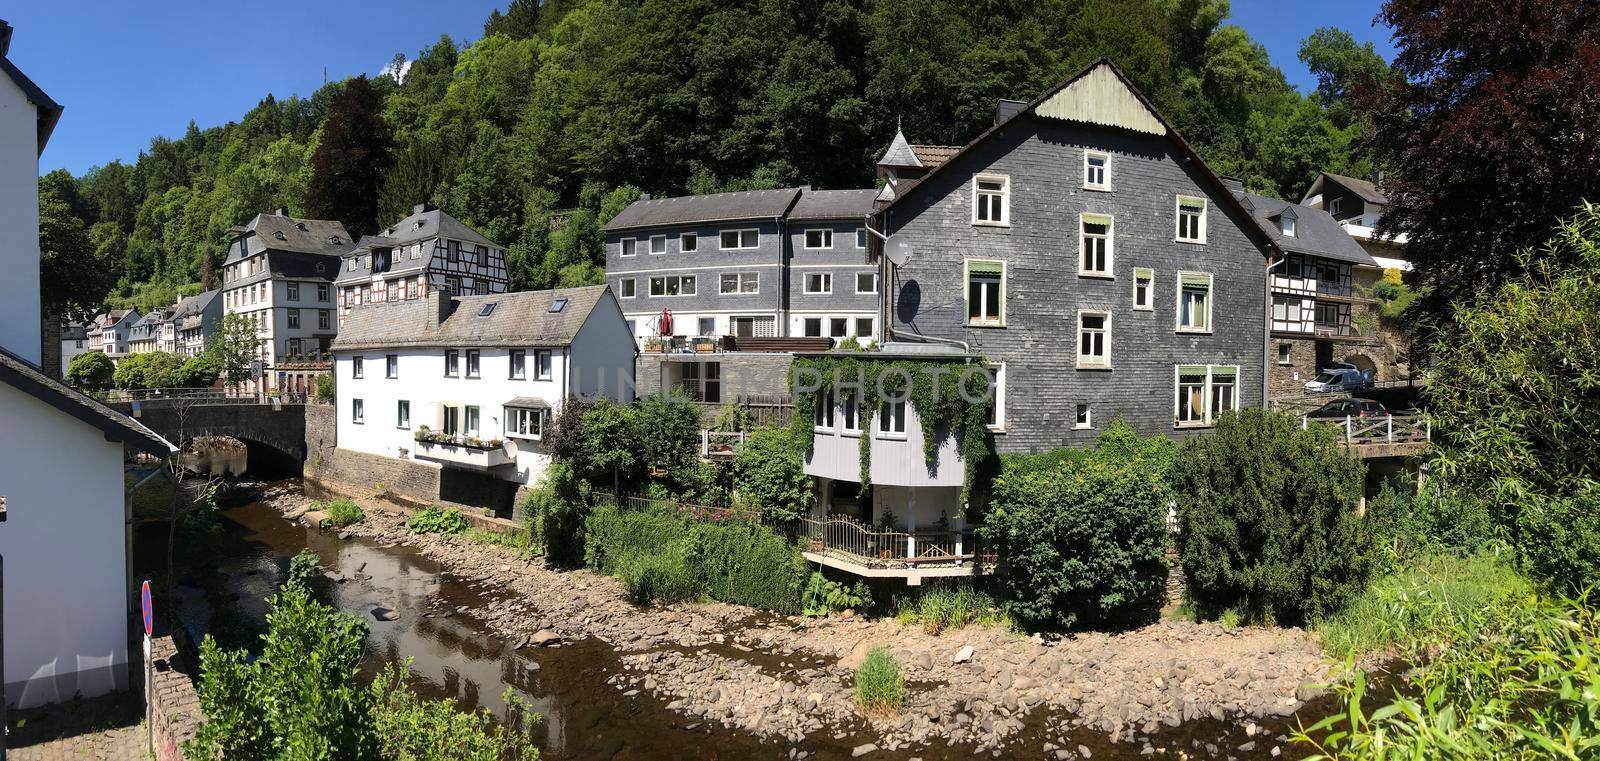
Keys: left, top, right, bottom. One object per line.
{"left": 186, "top": 478, "right": 1349, "bottom": 761}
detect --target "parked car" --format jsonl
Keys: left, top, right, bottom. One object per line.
{"left": 1306, "top": 398, "right": 1390, "bottom": 420}
{"left": 1304, "top": 364, "right": 1375, "bottom": 393}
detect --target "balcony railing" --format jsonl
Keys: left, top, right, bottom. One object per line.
{"left": 800, "top": 514, "right": 983, "bottom": 570}
{"left": 1314, "top": 320, "right": 1357, "bottom": 337}
{"left": 1316, "top": 280, "right": 1354, "bottom": 298}
{"left": 412, "top": 437, "right": 514, "bottom": 471}
{"left": 1303, "top": 412, "right": 1430, "bottom": 447}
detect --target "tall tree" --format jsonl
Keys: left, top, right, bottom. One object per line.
{"left": 39, "top": 172, "right": 115, "bottom": 316}
{"left": 304, "top": 75, "right": 393, "bottom": 236}
{"left": 484, "top": 0, "right": 541, "bottom": 39}
{"left": 1362, "top": 0, "right": 1600, "bottom": 345}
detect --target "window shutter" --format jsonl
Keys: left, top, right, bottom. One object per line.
{"left": 1210, "top": 366, "right": 1237, "bottom": 380}
{"left": 1177, "top": 364, "right": 1208, "bottom": 375}
{"left": 1134, "top": 267, "right": 1153, "bottom": 280}
{"left": 1181, "top": 273, "right": 1211, "bottom": 287}
{"left": 968, "top": 260, "right": 1004, "bottom": 276}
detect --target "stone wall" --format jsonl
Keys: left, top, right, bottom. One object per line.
{"left": 303, "top": 402, "right": 441, "bottom": 503}
{"left": 149, "top": 634, "right": 200, "bottom": 761}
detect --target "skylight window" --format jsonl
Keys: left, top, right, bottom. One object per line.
{"left": 478, "top": 302, "right": 498, "bottom": 317}
{"left": 549, "top": 297, "right": 569, "bottom": 313}
{"left": 273, "top": 231, "right": 287, "bottom": 241}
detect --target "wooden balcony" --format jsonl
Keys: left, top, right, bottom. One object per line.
{"left": 800, "top": 514, "right": 991, "bottom": 584}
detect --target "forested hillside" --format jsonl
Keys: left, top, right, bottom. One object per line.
{"left": 39, "top": 0, "right": 1384, "bottom": 316}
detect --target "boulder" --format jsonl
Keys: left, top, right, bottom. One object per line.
{"left": 529, "top": 629, "right": 562, "bottom": 647}
{"left": 953, "top": 645, "right": 975, "bottom": 664}
{"left": 371, "top": 607, "right": 400, "bottom": 622}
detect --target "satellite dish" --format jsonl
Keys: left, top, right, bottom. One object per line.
{"left": 885, "top": 235, "right": 913, "bottom": 267}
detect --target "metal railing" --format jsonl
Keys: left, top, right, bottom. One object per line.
{"left": 96, "top": 388, "right": 309, "bottom": 406}
{"left": 1303, "top": 412, "right": 1430, "bottom": 446}
{"left": 800, "top": 514, "right": 976, "bottom": 569}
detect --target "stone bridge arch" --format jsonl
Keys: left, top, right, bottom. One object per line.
{"left": 111, "top": 401, "right": 307, "bottom": 469}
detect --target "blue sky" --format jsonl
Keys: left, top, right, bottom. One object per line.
{"left": 7, "top": 0, "right": 1396, "bottom": 177}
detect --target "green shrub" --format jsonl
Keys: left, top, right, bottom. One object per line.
{"left": 321, "top": 498, "right": 364, "bottom": 528}
{"left": 1518, "top": 486, "right": 1600, "bottom": 594}
{"left": 983, "top": 442, "right": 1170, "bottom": 629}
{"left": 1172, "top": 409, "right": 1377, "bottom": 625}
{"left": 1316, "top": 552, "right": 1534, "bottom": 660}
{"left": 616, "top": 549, "right": 702, "bottom": 605}
{"left": 285, "top": 549, "right": 321, "bottom": 593}
{"left": 853, "top": 646, "right": 905, "bottom": 715}
{"left": 66, "top": 351, "right": 114, "bottom": 389}
{"left": 733, "top": 425, "right": 815, "bottom": 522}
{"left": 371, "top": 661, "right": 540, "bottom": 760}
{"left": 1366, "top": 481, "right": 1496, "bottom": 560}
{"left": 314, "top": 373, "right": 335, "bottom": 403}
{"left": 1298, "top": 593, "right": 1600, "bottom": 759}
{"left": 407, "top": 506, "right": 470, "bottom": 535}
{"left": 801, "top": 572, "right": 872, "bottom": 617}
{"left": 685, "top": 520, "right": 808, "bottom": 614}
{"left": 582, "top": 505, "right": 683, "bottom": 573}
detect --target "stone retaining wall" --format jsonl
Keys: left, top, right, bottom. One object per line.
{"left": 303, "top": 403, "right": 441, "bottom": 503}
{"left": 149, "top": 634, "right": 200, "bottom": 761}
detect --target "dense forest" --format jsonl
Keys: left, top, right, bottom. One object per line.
{"left": 39, "top": 0, "right": 1384, "bottom": 317}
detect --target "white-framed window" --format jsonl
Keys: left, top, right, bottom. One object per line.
{"left": 804, "top": 229, "right": 833, "bottom": 249}
{"left": 1083, "top": 151, "right": 1110, "bottom": 191}
{"left": 987, "top": 363, "right": 1006, "bottom": 431}
{"left": 1277, "top": 343, "right": 1293, "bottom": 365}
{"left": 534, "top": 349, "right": 552, "bottom": 380}
{"left": 972, "top": 174, "right": 1009, "bottom": 226}
{"left": 855, "top": 317, "right": 874, "bottom": 338}
{"left": 317, "top": 284, "right": 330, "bottom": 302}
{"left": 1078, "top": 310, "right": 1110, "bottom": 368}
{"left": 855, "top": 228, "right": 867, "bottom": 249}
{"left": 510, "top": 349, "right": 526, "bottom": 379}
{"left": 287, "top": 309, "right": 301, "bottom": 329}
{"left": 386, "top": 354, "right": 398, "bottom": 378}
{"left": 697, "top": 316, "right": 715, "bottom": 336}
{"left": 444, "top": 349, "right": 459, "bottom": 376}
{"left": 442, "top": 405, "right": 460, "bottom": 436}
{"left": 397, "top": 400, "right": 410, "bottom": 429}
{"left": 1133, "top": 267, "right": 1153, "bottom": 310}
{"left": 351, "top": 398, "right": 364, "bottom": 424}
{"left": 1074, "top": 403, "right": 1092, "bottom": 429}
{"left": 1177, "top": 272, "right": 1213, "bottom": 332}
{"left": 803, "top": 317, "right": 823, "bottom": 337}
{"left": 804, "top": 272, "right": 832, "bottom": 294}
{"left": 720, "top": 229, "right": 759, "bottom": 250}
{"left": 287, "top": 282, "right": 300, "bottom": 301}
{"left": 464, "top": 405, "right": 481, "bottom": 437}
{"left": 649, "top": 275, "right": 696, "bottom": 296}
{"left": 319, "top": 310, "right": 331, "bottom": 330}
{"left": 649, "top": 235, "right": 667, "bottom": 255}
{"left": 619, "top": 278, "right": 636, "bottom": 298}
{"left": 830, "top": 317, "right": 849, "bottom": 338}
{"left": 1176, "top": 196, "right": 1207, "bottom": 243}
{"left": 680, "top": 232, "right": 698, "bottom": 252}
{"left": 466, "top": 349, "right": 481, "bottom": 378}
{"left": 1080, "top": 213, "right": 1113, "bottom": 276}
{"left": 1280, "top": 216, "right": 1296, "bottom": 237}
{"left": 966, "top": 259, "right": 1005, "bottom": 326}
{"left": 1328, "top": 197, "right": 1343, "bottom": 216}
{"left": 813, "top": 389, "right": 835, "bottom": 431}
{"left": 841, "top": 391, "right": 861, "bottom": 435}
{"left": 877, "top": 399, "right": 906, "bottom": 438}
{"left": 855, "top": 272, "right": 879, "bottom": 294}
{"left": 506, "top": 406, "right": 546, "bottom": 440}
{"left": 720, "top": 272, "right": 759, "bottom": 294}
{"left": 352, "top": 356, "right": 364, "bottom": 379}
{"left": 620, "top": 238, "right": 637, "bottom": 257}
{"left": 1174, "top": 364, "right": 1239, "bottom": 427}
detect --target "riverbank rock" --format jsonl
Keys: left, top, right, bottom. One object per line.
{"left": 371, "top": 607, "right": 400, "bottom": 622}
{"left": 529, "top": 629, "right": 561, "bottom": 647}
{"left": 953, "top": 645, "right": 975, "bottom": 664}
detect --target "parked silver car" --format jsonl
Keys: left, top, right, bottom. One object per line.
{"left": 1304, "top": 364, "right": 1374, "bottom": 393}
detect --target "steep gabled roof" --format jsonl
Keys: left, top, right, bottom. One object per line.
{"left": 879, "top": 57, "right": 1279, "bottom": 258}
{"left": 604, "top": 188, "right": 802, "bottom": 232}
{"left": 1237, "top": 193, "right": 1376, "bottom": 267}
{"left": 909, "top": 145, "right": 960, "bottom": 170}
{"left": 331, "top": 285, "right": 613, "bottom": 351}
{"left": 377, "top": 203, "right": 498, "bottom": 248}
{"left": 0, "top": 20, "right": 63, "bottom": 153}
{"left": 877, "top": 129, "right": 922, "bottom": 168}
{"left": 226, "top": 211, "right": 354, "bottom": 262}
{"left": 0, "top": 345, "right": 173, "bottom": 457}
{"left": 1303, "top": 172, "right": 1388, "bottom": 206}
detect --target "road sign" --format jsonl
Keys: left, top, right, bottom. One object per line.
{"left": 140, "top": 580, "right": 153, "bottom": 637}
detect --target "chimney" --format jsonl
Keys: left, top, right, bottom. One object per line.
{"left": 274, "top": 206, "right": 289, "bottom": 216}
{"left": 994, "top": 98, "right": 1026, "bottom": 126}
{"left": 640, "top": 193, "right": 651, "bottom": 201}
{"left": 424, "top": 290, "right": 454, "bottom": 328}
{"left": 0, "top": 20, "right": 14, "bottom": 57}
{"left": 413, "top": 202, "right": 438, "bottom": 215}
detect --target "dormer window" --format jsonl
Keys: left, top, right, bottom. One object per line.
{"left": 328, "top": 235, "right": 343, "bottom": 245}
{"left": 295, "top": 222, "right": 308, "bottom": 231}
{"left": 1280, "top": 216, "right": 1296, "bottom": 237}
{"left": 273, "top": 231, "right": 287, "bottom": 241}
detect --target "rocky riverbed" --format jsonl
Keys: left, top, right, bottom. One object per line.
{"left": 277, "top": 481, "right": 1338, "bottom": 759}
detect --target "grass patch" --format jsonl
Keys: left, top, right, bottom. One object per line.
{"left": 853, "top": 646, "right": 905, "bottom": 715}
{"left": 465, "top": 527, "right": 539, "bottom": 559}
{"left": 406, "top": 506, "right": 470, "bottom": 535}
{"left": 616, "top": 549, "right": 702, "bottom": 605}
{"left": 320, "top": 498, "right": 364, "bottom": 528}
{"left": 893, "top": 583, "right": 1006, "bottom": 634}
{"left": 1316, "top": 551, "right": 1534, "bottom": 660}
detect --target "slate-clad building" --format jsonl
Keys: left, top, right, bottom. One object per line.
{"left": 335, "top": 202, "right": 508, "bottom": 321}
{"left": 603, "top": 187, "right": 879, "bottom": 344}
{"left": 870, "top": 59, "right": 1278, "bottom": 455}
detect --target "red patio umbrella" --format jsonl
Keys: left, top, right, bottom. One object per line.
{"left": 659, "top": 308, "right": 674, "bottom": 336}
